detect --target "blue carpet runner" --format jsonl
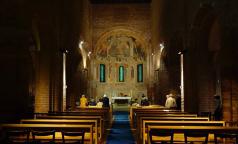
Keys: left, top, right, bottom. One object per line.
{"left": 106, "top": 111, "right": 135, "bottom": 144}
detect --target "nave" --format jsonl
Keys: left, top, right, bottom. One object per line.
{"left": 1, "top": 0, "right": 238, "bottom": 143}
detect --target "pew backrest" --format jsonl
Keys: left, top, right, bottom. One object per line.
{"left": 142, "top": 120, "right": 225, "bottom": 144}
{"left": 33, "top": 116, "right": 103, "bottom": 139}
{"left": 2, "top": 123, "right": 94, "bottom": 144}
{"left": 134, "top": 113, "right": 198, "bottom": 128}
{"left": 132, "top": 111, "right": 189, "bottom": 126}
{"left": 147, "top": 125, "right": 238, "bottom": 144}
{"left": 20, "top": 119, "right": 99, "bottom": 143}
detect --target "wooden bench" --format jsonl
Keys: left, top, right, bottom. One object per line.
{"left": 2, "top": 123, "right": 94, "bottom": 144}
{"left": 147, "top": 125, "right": 238, "bottom": 144}
{"left": 132, "top": 111, "right": 187, "bottom": 126}
{"left": 136, "top": 116, "right": 208, "bottom": 142}
{"left": 130, "top": 105, "right": 167, "bottom": 120}
{"left": 34, "top": 115, "right": 103, "bottom": 139}
{"left": 36, "top": 111, "right": 109, "bottom": 128}
{"left": 135, "top": 116, "right": 207, "bottom": 142}
{"left": 130, "top": 107, "right": 181, "bottom": 123}
{"left": 134, "top": 113, "right": 198, "bottom": 128}
{"left": 142, "top": 121, "right": 225, "bottom": 144}
{"left": 20, "top": 119, "right": 99, "bottom": 144}
{"left": 48, "top": 107, "right": 111, "bottom": 121}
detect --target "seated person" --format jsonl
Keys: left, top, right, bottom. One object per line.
{"left": 165, "top": 94, "right": 177, "bottom": 109}
{"left": 131, "top": 98, "right": 140, "bottom": 107}
{"left": 96, "top": 98, "right": 103, "bottom": 108}
{"left": 88, "top": 98, "right": 97, "bottom": 106}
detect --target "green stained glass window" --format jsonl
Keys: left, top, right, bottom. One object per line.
{"left": 119, "top": 66, "right": 124, "bottom": 82}
{"left": 137, "top": 64, "right": 143, "bottom": 82}
{"left": 100, "top": 64, "right": 105, "bottom": 82}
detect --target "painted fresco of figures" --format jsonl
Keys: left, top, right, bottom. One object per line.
{"left": 107, "top": 35, "right": 133, "bottom": 57}
{"left": 97, "top": 34, "right": 145, "bottom": 60}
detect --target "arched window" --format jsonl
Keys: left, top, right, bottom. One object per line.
{"left": 119, "top": 65, "right": 124, "bottom": 82}
{"left": 137, "top": 64, "right": 143, "bottom": 82}
{"left": 100, "top": 64, "right": 106, "bottom": 82}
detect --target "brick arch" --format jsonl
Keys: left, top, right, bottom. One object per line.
{"left": 193, "top": 3, "right": 216, "bottom": 28}
{"left": 190, "top": 5, "right": 238, "bottom": 121}
{"left": 186, "top": 4, "right": 219, "bottom": 114}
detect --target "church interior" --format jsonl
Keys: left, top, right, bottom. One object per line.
{"left": 1, "top": 0, "right": 238, "bottom": 143}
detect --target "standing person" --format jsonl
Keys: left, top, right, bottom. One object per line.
{"left": 175, "top": 94, "right": 181, "bottom": 110}
{"left": 102, "top": 94, "right": 110, "bottom": 108}
{"left": 214, "top": 95, "right": 222, "bottom": 120}
{"left": 80, "top": 94, "right": 88, "bottom": 108}
{"left": 165, "top": 91, "right": 177, "bottom": 109}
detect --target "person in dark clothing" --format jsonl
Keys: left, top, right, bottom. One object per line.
{"left": 102, "top": 94, "right": 110, "bottom": 108}
{"left": 88, "top": 98, "right": 97, "bottom": 106}
{"left": 214, "top": 95, "right": 222, "bottom": 120}
{"left": 141, "top": 94, "right": 149, "bottom": 106}
{"left": 176, "top": 95, "right": 181, "bottom": 110}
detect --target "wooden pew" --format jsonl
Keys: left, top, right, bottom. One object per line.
{"left": 36, "top": 110, "right": 109, "bottom": 129}
{"left": 1, "top": 123, "right": 94, "bottom": 144}
{"left": 142, "top": 121, "right": 225, "bottom": 144}
{"left": 147, "top": 125, "right": 238, "bottom": 144}
{"left": 34, "top": 115, "right": 103, "bottom": 140}
{"left": 130, "top": 107, "right": 180, "bottom": 123}
{"left": 134, "top": 113, "right": 198, "bottom": 129}
{"left": 136, "top": 116, "right": 208, "bottom": 141}
{"left": 49, "top": 107, "right": 111, "bottom": 121}
{"left": 20, "top": 119, "right": 99, "bottom": 144}
{"left": 132, "top": 111, "right": 187, "bottom": 126}
{"left": 130, "top": 105, "right": 167, "bottom": 120}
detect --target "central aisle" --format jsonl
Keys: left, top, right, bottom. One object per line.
{"left": 106, "top": 111, "right": 136, "bottom": 144}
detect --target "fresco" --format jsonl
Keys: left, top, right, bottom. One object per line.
{"left": 97, "top": 34, "right": 145, "bottom": 61}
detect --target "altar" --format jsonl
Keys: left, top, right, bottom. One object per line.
{"left": 111, "top": 96, "right": 131, "bottom": 104}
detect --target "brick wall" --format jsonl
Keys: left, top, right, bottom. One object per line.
{"left": 92, "top": 3, "right": 151, "bottom": 49}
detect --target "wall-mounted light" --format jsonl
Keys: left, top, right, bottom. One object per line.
{"left": 160, "top": 42, "right": 164, "bottom": 52}
{"left": 178, "top": 49, "right": 188, "bottom": 55}
{"left": 78, "top": 40, "right": 87, "bottom": 69}
{"left": 79, "top": 40, "right": 84, "bottom": 49}
{"left": 155, "top": 42, "right": 165, "bottom": 70}
{"left": 88, "top": 51, "right": 92, "bottom": 57}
